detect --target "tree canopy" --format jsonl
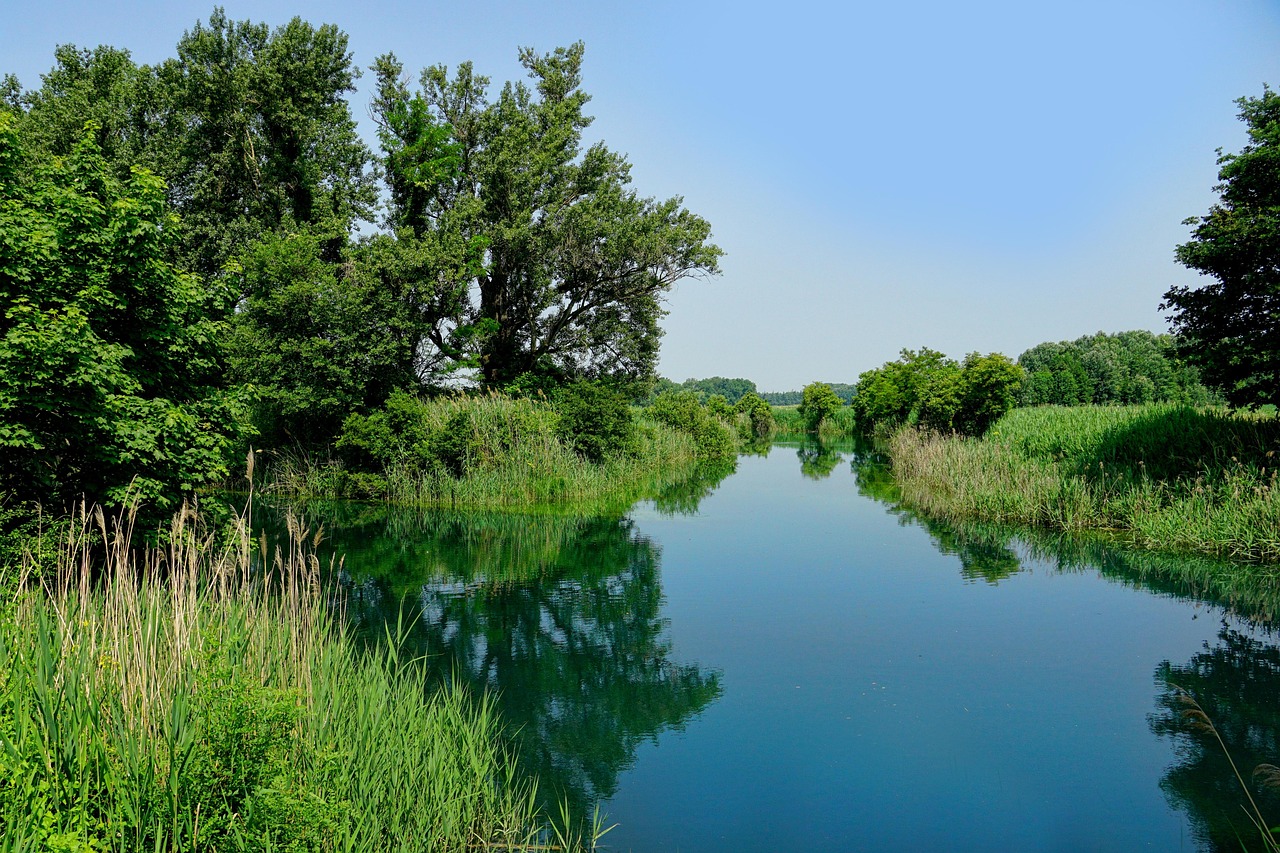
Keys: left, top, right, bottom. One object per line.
{"left": 371, "top": 43, "right": 722, "bottom": 387}
{"left": 851, "top": 348, "right": 1023, "bottom": 436}
{"left": 1018, "top": 330, "right": 1212, "bottom": 407}
{"left": 1164, "top": 88, "right": 1280, "bottom": 408}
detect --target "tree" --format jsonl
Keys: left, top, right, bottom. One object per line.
{"left": 9, "top": 12, "right": 377, "bottom": 279}
{"left": 156, "top": 11, "right": 376, "bottom": 275}
{"left": 1163, "top": 88, "right": 1280, "bottom": 408}
{"left": 371, "top": 44, "right": 722, "bottom": 387}
{"left": 798, "top": 382, "right": 842, "bottom": 432}
{"left": 0, "top": 113, "right": 249, "bottom": 513}
{"left": 954, "top": 352, "right": 1023, "bottom": 435}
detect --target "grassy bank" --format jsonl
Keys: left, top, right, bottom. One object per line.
{"left": 257, "top": 393, "right": 718, "bottom": 513}
{"left": 770, "top": 405, "right": 858, "bottom": 439}
{"left": 885, "top": 404, "right": 1280, "bottom": 563}
{"left": 0, "top": 504, "right": 601, "bottom": 852}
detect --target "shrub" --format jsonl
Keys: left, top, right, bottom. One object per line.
{"left": 649, "top": 392, "right": 736, "bottom": 460}
{"left": 551, "top": 381, "right": 637, "bottom": 462}
{"left": 733, "top": 392, "right": 774, "bottom": 439}
{"left": 799, "top": 382, "right": 843, "bottom": 432}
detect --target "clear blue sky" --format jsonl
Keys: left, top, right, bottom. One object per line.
{"left": 6, "top": 0, "right": 1279, "bottom": 391}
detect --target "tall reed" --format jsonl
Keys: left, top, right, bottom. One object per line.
{"left": 258, "top": 394, "right": 703, "bottom": 513}
{"left": 885, "top": 404, "right": 1280, "bottom": 563}
{"left": 0, "top": 499, "right": 600, "bottom": 852}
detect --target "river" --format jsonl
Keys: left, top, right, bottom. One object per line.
{"left": 264, "top": 440, "right": 1280, "bottom": 851}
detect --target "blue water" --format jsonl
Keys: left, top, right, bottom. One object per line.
{"left": 291, "top": 442, "right": 1280, "bottom": 851}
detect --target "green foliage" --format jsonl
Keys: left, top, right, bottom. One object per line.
{"left": 733, "top": 392, "right": 774, "bottom": 439}
{"left": 798, "top": 382, "right": 843, "bottom": 432}
{"left": 852, "top": 348, "right": 1022, "bottom": 436}
{"left": 648, "top": 392, "right": 736, "bottom": 460}
{"left": 1165, "top": 88, "right": 1280, "bottom": 408}
{"left": 226, "top": 230, "right": 477, "bottom": 449}
{"left": 1018, "top": 330, "right": 1212, "bottom": 406}
{"left": 551, "top": 382, "right": 637, "bottom": 462}
{"left": 10, "top": 12, "right": 377, "bottom": 278}
{"left": 371, "top": 45, "right": 722, "bottom": 386}
{"left": 954, "top": 352, "right": 1024, "bottom": 435}
{"left": 675, "top": 377, "right": 758, "bottom": 404}
{"left": 325, "top": 393, "right": 700, "bottom": 509}
{"left": 704, "top": 394, "right": 732, "bottom": 419}
{"left": 760, "top": 384, "right": 855, "bottom": 406}
{"left": 0, "top": 112, "right": 250, "bottom": 514}
{"left": 887, "top": 404, "right": 1280, "bottom": 562}
{"left": 0, "top": 509, "right": 589, "bottom": 851}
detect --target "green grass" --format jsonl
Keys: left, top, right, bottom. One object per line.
{"left": 885, "top": 404, "right": 1280, "bottom": 563}
{"left": 0, "top": 502, "right": 603, "bottom": 852}
{"left": 259, "top": 394, "right": 707, "bottom": 513}
{"left": 769, "top": 405, "right": 858, "bottom": 438}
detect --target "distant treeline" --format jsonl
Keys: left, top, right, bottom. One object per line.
{"left": 654, "top": 378, "right": 856, "bottom": 406}
{"left": 1019, "top": 330, "right": 1214, "bottom": 407}
{"left": 667, "top": 329, "right": 1215, "bottom": 440}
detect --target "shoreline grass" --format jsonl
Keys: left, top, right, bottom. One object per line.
{"left": 883, "top": 404, "right": 1280, "bottom": 564}
{"left": 769, "top": 405, "right": 857, "bottom": 439}
{"left": 0, "top": 501, "right": 600, "bottom": 852}
{"left": 255, "top": 395, "right": 710, "bottom": 514}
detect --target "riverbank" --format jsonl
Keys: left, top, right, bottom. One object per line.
{"left": 0, "top": 504, "right": 601, "bottom": 852}
{"left": 254, "top": 392, "right": 735, "bottom": 514}
{"left": 883, "top": 404, "right": 1280, "bottom": 563}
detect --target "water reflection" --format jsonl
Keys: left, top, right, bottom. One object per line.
{"left": 259, "top": 498, "right": 723, "bottom": 819}
{"left": 796, "top": 440, "right": 842, "bottom": 480}
{"left": 1152, "top": 627, "right": 1280, "bottom": 851}
{"left": 849, "top": 440, "right": 1280, "bottom": 849}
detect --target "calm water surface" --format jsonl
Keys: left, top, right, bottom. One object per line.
{"left": 276, "top": 442, "right": 1280, "bottom": 852}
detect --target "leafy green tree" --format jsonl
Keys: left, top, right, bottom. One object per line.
{"left": 704, "top": 394, "right": 732, "bottom": 419}
{"left": 733, "top": 391, "right": 774, "bottom": 438}
{"left": 371, "top": 44, "right": 722, "bottom": 387}
{"left": 156, "top": 11, "right": 376, "bottom": 275}
{"left": 648, "top": 392, "right": 735, "bottom": 460}
{"left": 678, "top": 377, "right": 757, "bottom": 404}
{"left": 853, "top": 348, "right": 1021, "bottom": 436}
{"left": 10, "top": 12, "right": 376, "bottom": 279}
{"left": 798, "top": 382, "right": 843, "bottom": 432}
{"left": 227, "top": 227, "right": 478, "bottom": 448}
{"left": 1163, "top": 88, "right": 1280, "bottom": 408}
{"left": 11, "top": 45, "right": 159, "bottom": 177}
{"left": 0, "top": 113, "right": 249, "bottom": 513}
{"left": 954, "top": 352, "right": 1024, "bottom": 435}
{"left": 1017, "top": 331, "right": 1211, "bottom": 407}
{"left": 852, "top": 348, "right": 954, "bottom": 430}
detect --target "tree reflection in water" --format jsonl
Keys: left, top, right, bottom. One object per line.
{"left": 259, "top": 465, "right": 727, "bottom": 820}
{"left": 1152, "top": 627, "right": 1280, "bottom": 852}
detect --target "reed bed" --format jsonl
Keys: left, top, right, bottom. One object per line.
{"left": 0, "top": 501, "right": 599, "bottom": 852}
{"left": 886, "top": 404, "right": 1280, "bottom": 563}
{"left": 260, "top": 394, "right": 702, "bottom": 513}
{"left": 769, "top": 405, "right": 858, "bottom": 438}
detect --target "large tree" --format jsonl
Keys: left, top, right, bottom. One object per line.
{"left": 1164, "top": 88, "right": 1280, "bottom": 408}
{"left": 371, "top": 43, "right": 722, "bottom": 387}
{"left": 9, "top": 10, "right": 376, "bottom": 278}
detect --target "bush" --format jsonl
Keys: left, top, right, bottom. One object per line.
{"left": 551, "top": 381, "right": 637, "bottom": 462}
{"left": 649, "top": 392, "right": 736, "bottom": 460}
{"left": 799, "top": 382, "right": 843, "bottom": 432}
{"left": 733, "top": 392, "right": 774, "bottom": 439}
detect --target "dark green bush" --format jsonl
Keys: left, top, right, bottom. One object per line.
{"left": 551, "top": 381, "right": 637, "bottom": 462}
